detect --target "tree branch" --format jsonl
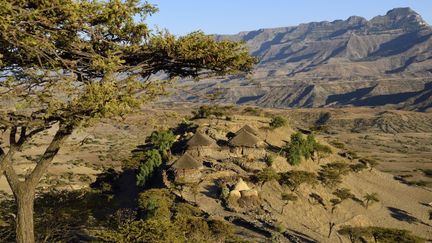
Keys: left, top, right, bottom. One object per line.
{"left": 2, "top": 149, "right": 21, "bottom": 193}
{"left": 9, "top": 126, "right": 17, "bottom": 148}
{"left": 26, "top": 123, "right": 73, "bottom": 185}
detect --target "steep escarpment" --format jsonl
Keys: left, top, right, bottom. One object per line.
{"left": 170, "top": 8, "right": 432, "bottom": 111}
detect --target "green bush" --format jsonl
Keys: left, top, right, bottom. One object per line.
{"left": 270, "top": 116, "right": 287, "bottom": 128}
{"left": 138, "top": 189, "right": 173, "bottom": 220}
{"left": 263, "top": 154, "right": 275, "bottom": 167}
{"left": 363, "top": 192, "right": 379, "bottom": 209}
{"left": 147, "top": 130, "right": 176, "bottom": 156}
{"left": 285, "top": 132, "right": 322, "bottom": 165}
{"left": 333, "top": 188, "right": 354, "bottom": 201}
{"left": 192, "top": 105, "right": 232, "bottom": 119}
{"left": 314, "top": 143, "right": 332, "bottom": 163}
{"left": 253, "top": 168, "right": 280, "bottom": 185}
{"left": 318, "top": 162, "right": 350, "bottom": 188}
{"left": 136, "top": 149, "right": 163, "bottom": 187}
{"left": 95, "top": 219, "right": 183, "bottom": 243}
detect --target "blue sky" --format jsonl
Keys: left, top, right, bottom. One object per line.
{"left": 145, "top": 0, "right": 432, "bottom": 36}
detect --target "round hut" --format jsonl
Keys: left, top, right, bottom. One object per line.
{"left": 170, "top": 153, "right": 203, "bottom": 183}
{"left": 186, "top": 131, "right": 218, "bottom": 157}
{"left": 236, "top": 124, "right": 259, "bottom": 136}
{"left": 229, "top": 129, "right": 265, "bottom": 156}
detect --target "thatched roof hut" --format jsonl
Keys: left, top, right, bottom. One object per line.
{"left": 187, "top": 132, "right": 217, "bottom": 149}
{"left": 171, "top": 153, "right": 202, "bottom": 170}
{"left": 229, "top": 130, "right": 261, "bottom": 148}
{"left": 170, "top": 153, "right": 203, "bottom": 183}
{"left": 236, "top": 125, "right": 259, "bottom": 136}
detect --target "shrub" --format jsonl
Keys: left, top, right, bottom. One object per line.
{"left": 138, "top": 189, "right": 173, "bottom": 220}
{"left": 330, "top": 140, "right": 345, "bottom": 149}
{"left": 281, "top": 193, "right": 298, "bottom": 202}
{"left": 95, "top": 219, "right": 183, "bottom": 243}
{"left": 253, "top": 168, "right": 280, "bottom": 185}
{"left": 363, "top": 192, "right": 379, "bottom": 209}
{"left": 208, "top": 218, "right": 235, "bottom": 239}
{"left": 350, "top": 163, "right": 367, "bottom": 173}
{"left": 318, "top": 162, "right": 350, "bottom": 188}
{"left": 270, "top": 116, "right": 287, "bottom": 129}
{"left": 192, "top": 105, "right": 232, "bottom": 119}
{"left": 172, "top": 119, "right": 197, "bottom": 135}
{"left": 285, "top": 132, "right": 321, "bottom": 165}
{"left": 314, "top": 143, "right": 332, "bottom": 163}
{"left": 243, "top": 107, "right": 262, "bottom": 116}
{"left": 333, "top": 188, "right": 354, "bottom": 201}
{"left": 279, "top": 170, "right": 318, "bottom": 192}
{"left": 359, "top": 158, "right": 379, "bottom": 171}
{"left": 422, "top": 169, "right": 432, "bottom": 178}
{"left": 136, "top": 149, "right": 163, "bottom": 187}
{"left": 192, "top": 105, "right": 212, "bottom": 119}
{"left": 309, "top": 193, "right": 326, "bottom": 208}
{"left": 287, "top": 146, "right": 302, "bottom": 165}
{"left": 263, "top": 154, "right": 275, "bottom": 167}
{"left": 147, "top": 130, "right": 176, "bottom": 156}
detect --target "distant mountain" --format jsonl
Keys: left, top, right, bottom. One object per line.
{"left": 216, "top": 7, "right": 431, "bottom": 79}
{"left": 170, "top": 8, "right": 432, "bottom": 111}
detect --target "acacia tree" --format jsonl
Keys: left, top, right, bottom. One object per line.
{"left": 0, "top": 1, "right": 255, "bottom": 242}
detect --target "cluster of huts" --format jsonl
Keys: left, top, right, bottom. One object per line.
{"left": 168, "top": 124, "right": 264, "bottom": 183}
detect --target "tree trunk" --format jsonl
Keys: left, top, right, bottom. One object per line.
{"left": 15, "top": 186, "right": 36, "bottom": 243}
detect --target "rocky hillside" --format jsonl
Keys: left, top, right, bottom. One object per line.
{"left": 216, "top": 7, "right": 431, "bottom": 79}
{"left": 170, "top": 8, "right": 432, "bottom": 111}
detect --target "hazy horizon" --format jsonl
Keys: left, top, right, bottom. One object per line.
{"left": 146, "top": 1, "right": 432, "bottom": 36}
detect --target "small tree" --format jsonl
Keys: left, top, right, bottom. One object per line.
{"left": 330, "top": 198, "right": 342, "bottom": 214}
{"left": 279, "top": 170, "right": 317, "bottom": 192}
{"left": 318, "top": 162, "right": 350, "bottom": 188}
{"left": 253, "top": 168, "right": 280, "bottom": 186}
{"left": 359, "top": 158, "right": 379, "bottom": 171}
{"left": 333, "top": 188, "right": 355, "bottom": 201}
{"left": 263, "top": 154, "right": 275, "bottom": 167}
{"left": 270, "top": 116, "right": 287, "bottom": 129}
{"left": 363, "top": 193, "right": 379, "bottom": 209}
{"left": 0, "top": 1, "right": 255, "bottom": 241}
{"left": 314, "top": 143, "right": 332, "bottom": 163}
{"left": 136, "top": 149, "right": 163, "bottom": 187}
{"left": 147, "top": 130, "right": 176, "bottom": 158}
{"left": 350, "top": 163, "right": 367, "bottom": 173}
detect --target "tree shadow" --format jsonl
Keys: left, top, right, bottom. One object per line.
{"left": 387, "top": 207, "right": 430, "bottom": 226}
{"left": 202, "top": 184, "right": 220, "bottom": 200}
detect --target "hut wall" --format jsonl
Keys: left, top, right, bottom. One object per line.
{"left": 173, "top": 168, "right": 202, "bottom": 183}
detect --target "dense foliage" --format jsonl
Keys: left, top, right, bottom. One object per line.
{"left": 0, "top": 1, "right": 255, "bottom": 241}
{"left": 279, "top": 170, "right": 318, "bottom": 192}
{"left": 136, "top": 149, "right": 163, "bottom": 187}
{"left": 285, "top": 133, "right": 321, "bottom": 165}
{"left": 97, "top": 189, "right": 240, "bottom": 242}
{"left": 269, "top": 116, "right": 287, "bottom": 129}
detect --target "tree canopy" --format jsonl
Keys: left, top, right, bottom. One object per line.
{"left": 0, "top": 1, "right": 256, "bottom": 242}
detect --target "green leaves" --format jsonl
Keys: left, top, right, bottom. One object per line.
{"left": 1, "top": 0, "right": 255, "bottom": 130}
{"left": 136, "top": 149, "right": 162, "bottom": 187}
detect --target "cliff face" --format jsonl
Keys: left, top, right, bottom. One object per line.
{"left": 215, "top": 7, "right": 432, "bottom": 79}
{"left": 172, "top": 8, "right": 432, "bottom": 111}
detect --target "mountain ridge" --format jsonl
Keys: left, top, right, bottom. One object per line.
{"left": 171, "top": 8, "right": 432, "bottom": 111}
